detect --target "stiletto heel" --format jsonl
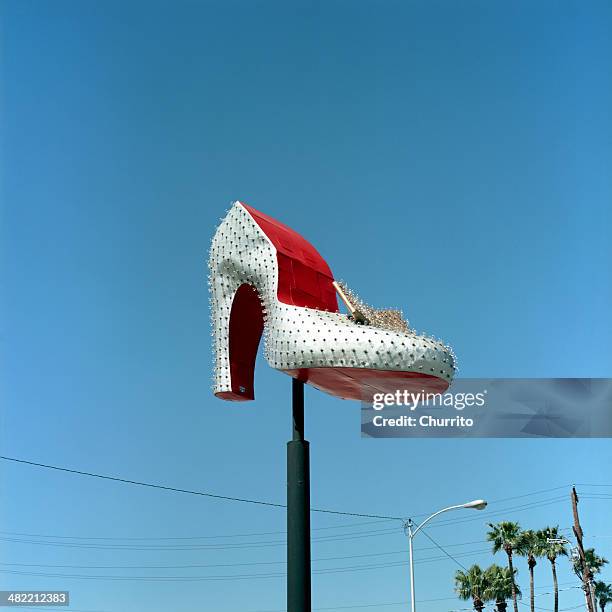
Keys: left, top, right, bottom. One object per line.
{"left": 209, "top": 202, "right": 455, "bottom": 401}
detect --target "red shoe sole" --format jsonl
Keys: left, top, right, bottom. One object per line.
{"left": 283, "top": 367, "right": 449, "bottom": 401}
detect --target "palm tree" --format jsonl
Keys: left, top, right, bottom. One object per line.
{"left": 573, "top": 549, "right": 609, "bottom": 610}
{"left": 483, "top": 564, "right": 521, "bottom": 612}
{"left": 487, "top": 522, "right": 523, "bottom": 612}
{"left": 519, "top": 530, "right": 544, "bottom": 612}
{"left": 594, "top": 582, "right": 612, "bottom": 612}
{"left": 537, "top": 526, "right": 568, "bottom": 612}
{"left": 455, "top": 564, "right": 488, "bottom": 611}
{"left": 573, "top": 548, "right": 609, "bottom": 581}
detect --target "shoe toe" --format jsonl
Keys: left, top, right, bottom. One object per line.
{"left": 268, "top": 307, "right": 455, "bottom": 400}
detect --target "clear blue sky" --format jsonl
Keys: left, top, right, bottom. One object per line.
{"left": 1, "top": 1, "right": 611, "bottom": 611}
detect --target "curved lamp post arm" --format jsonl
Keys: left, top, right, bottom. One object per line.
{"left": 410, "top": 504, "right": 465, "bottom": 537}
{"left": 404, "top": 499, "right": 486, "bottom": 612}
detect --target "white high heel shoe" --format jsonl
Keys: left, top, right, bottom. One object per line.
{"left": 208, "top": 202, "right": 455, "bottom": 401}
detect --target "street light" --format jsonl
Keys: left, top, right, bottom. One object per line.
{"left": 404, "top": 499, "right": 488, "bottom": 612}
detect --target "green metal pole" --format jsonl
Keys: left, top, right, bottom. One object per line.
{"left": 287, "top": 379, "right": 311, "bottom": 612}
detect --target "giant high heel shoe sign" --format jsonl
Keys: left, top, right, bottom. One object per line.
{"left": 208, "top": 201, "right": 455, "bottom": 612}
{"left": 209, "top": 201, "right": 455, "bottom": 402}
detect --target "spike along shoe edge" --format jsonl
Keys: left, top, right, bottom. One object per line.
{"left": 208, "top": 201, "right": 455, "bottom": 402}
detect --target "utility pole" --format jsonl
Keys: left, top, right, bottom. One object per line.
{"left": 287, "top": 379, "right": 311, "bottom": 612}
{"left": 406, "top": 519, "right": 416, "bottom": 612}
{"left": 571, "top": 486, "right": 594, "bottom": 612}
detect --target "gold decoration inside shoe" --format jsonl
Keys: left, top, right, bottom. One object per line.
{"left": 334, "top": 280, "right": 411, "bottom": 333}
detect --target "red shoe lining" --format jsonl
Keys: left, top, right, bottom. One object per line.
{"left": 241, "top": 203, "right": 339, "bottom": 313}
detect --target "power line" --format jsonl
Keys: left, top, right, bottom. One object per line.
{"left": 0, "top": 455, "right": 573, "bottom": 531}
{"left": 0, "top": 541, "right": 491, "bottom": 570}
{"left": 0, "top": 518, "right": 397, "bottom": 541}
{"left": 516, "top": 586, "right": 583, "bottom": 612}
{"left": 0, "top": 491, "right": 566, "bottom": 543}
{"left": 0, "top": 458, "right": 597, "bottom": 609}
{"left": 0, "top": 524, "right": 410, "bottom": 551}
{"left": 0, "top": 455, "right": 402, "bottom": 520}
{"left": 0, "top": 497, "right": 568, "bottom": 550}
{"left": 430, "top": 496, "right": 568, "bottom": 527}
{"left": 574, "top": 483, "right": 612, "bottom": 487}
{"left": 0, "top": 548, "right": 495, "bottom": 582}
{"left": 0, "top": 525, "right": 408, "bottom": 548}
{"left": 252, "top": 585, "right": 584, "bottom": 612}
{"left": 580, "top": 494, "right": 612, "bottom": 499}
{"left": 485, "top": 485, "right": 570, "bottom": 504}
{"left": 418, "top": 529, "right": 468, "bottom": 571}
{"left": 253, "top": 597, "right": 455, "bottom": 612}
